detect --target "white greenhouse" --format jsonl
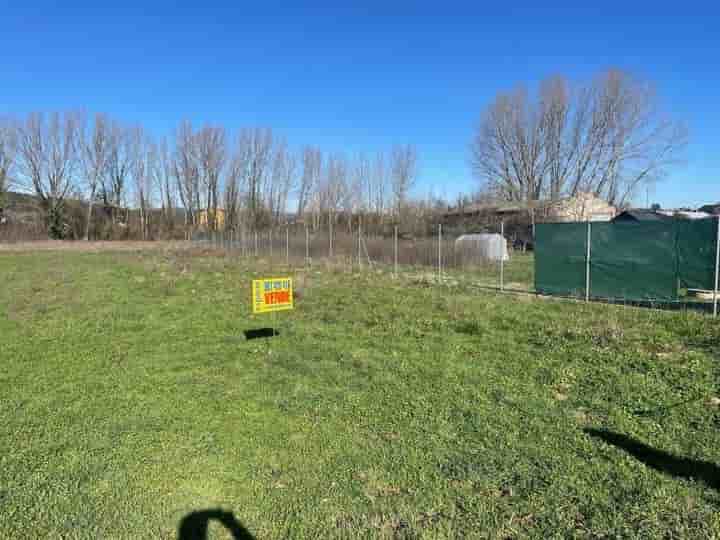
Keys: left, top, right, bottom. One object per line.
{"left": 454, "top": 233, "right": 509, "bottom": 264}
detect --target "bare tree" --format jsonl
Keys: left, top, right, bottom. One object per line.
{"left": 174, "top": 121, "right": 200, "bottom": 236}
{"left": 390, "top": 144, "right": 418, "bottom": 219}
{"left": 104, "top": 120, "right": 132, "bottom": 215}
{"left": 268, "top": 139, "right": 296, "bottom": 225}
{"left": 0, "top": 117, "right": 17, "bottom": 224}
{"left": 540, "top": 76, "right": 570, "bottom": 201}
{"left": 79, "top": 112, "right": 110, "bottom": 240}
{"left": 196, "top": 126, "right": 226, "bottom": 232}
{"left": 322, "top": 153, "right": 347, "bottom": 227}
{"left": 245, "top": 127, "right": 273, "bottom": 228}
{"left": 371, "top": 151, "right": 389, "bottom": 226}
{"left": 354, "top": 152, "right": 371, "bottom": 214}
{"left": 471, "top": 88, "right": 546, "bottom": 203}
{"left": 129, "top": 127, "right": 153, "bottom": 239}
{"left": 341, "top": 154, "right": 364, "bottom": 232}
{"left": 17, "top": 112, "right": 80, "bottom": 238}
{"left": 151, "top": 137, "right": 176, "bottom": 234}
{"left": 224, "top": 131, "right": 252, "bottom": 232}
{"left": 472, "top": 70, "right": 687, "bottom": 207}
{"left": 297, "top": 146, "right": 321, "bottom": 220}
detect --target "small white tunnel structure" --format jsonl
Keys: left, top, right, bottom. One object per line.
{"left": 454, "top": 233, "right": 509, "bottom": 263}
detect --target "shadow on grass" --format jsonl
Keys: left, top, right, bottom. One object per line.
{"left": 178, "top": 509, "right": 255, "bottom": 539}
{"left": 585, "top": 428, "right": 720, "bottom": 491}
{"left": 244, "top": 328, "right": 278, "bottom": 340}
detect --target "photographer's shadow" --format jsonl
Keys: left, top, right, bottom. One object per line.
{"left": 178, "top": 509, "right": 255, "bottom": 540}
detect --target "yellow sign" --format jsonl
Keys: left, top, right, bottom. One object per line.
{"left": 252, "top": 277, "right": 294, "bottom": 314}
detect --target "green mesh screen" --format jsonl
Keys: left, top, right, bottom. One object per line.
{"left": 535, "top": 218, "right": 718, "bottom": 302}
{"left": 677, "top": 218, "right": 718, "bottom": 291}
{"left": 534, "top": 223, "right": 588, "bottom": 297}
{"left": 590, "top": 221, "right": 678, "bottom": 300}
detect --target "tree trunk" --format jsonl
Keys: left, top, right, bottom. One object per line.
{"left": 84, "top": 197, "right": 94, "bottom": 241}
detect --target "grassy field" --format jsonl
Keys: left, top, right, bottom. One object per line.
{"left": 1, "top": 246, "right": 720, "bottom": 539}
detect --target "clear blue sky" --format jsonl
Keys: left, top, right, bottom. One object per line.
{"left": 1, "top": 1, "right": 717, "bottom": 208}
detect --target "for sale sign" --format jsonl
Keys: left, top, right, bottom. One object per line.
{"left": 252, "top": 277, "right": 294, "bottom": 313}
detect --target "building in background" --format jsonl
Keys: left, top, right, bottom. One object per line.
{"left": 443, "top": 192, "right": 616, "bottom": 229}
{"left": 197, "top": 209, "right": 226, "bottom": 230}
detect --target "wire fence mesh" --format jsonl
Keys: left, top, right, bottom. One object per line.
{"left": 191, "top": 218, "right": 720, "bottom": 317}
{"left": 191, "top": 222, "right": 535, "bottom": 292}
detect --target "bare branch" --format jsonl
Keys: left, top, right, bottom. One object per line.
{"left": 471, "top": 70, "right": 687, "bottom": 206}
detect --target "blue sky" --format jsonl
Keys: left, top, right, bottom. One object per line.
{"left": 1, "top": 1, "right": 718, "bottom": 208}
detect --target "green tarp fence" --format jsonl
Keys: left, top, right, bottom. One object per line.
{"left": 535, "top": 218, "right": 718, "bottom": 301}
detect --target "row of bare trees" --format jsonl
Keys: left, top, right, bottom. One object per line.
{"left": 0, "top": 112, "right": 420, "bottom": 239}
{"left": 471, "top": 69, "right": 687, "bottom": 207}
{"left": 0, "top": 117, "right": 16, "bottom": 224}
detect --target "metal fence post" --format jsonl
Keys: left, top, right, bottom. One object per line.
{"left": 357, "top": 219, "right": 362, "bottom": 270}
{"left": 329, "top": 218, "right": 334, "bottom": 258}
{"left": 394, "top": 226, "right": 398, "bottom": 278}
{"left": 500, "top": 221, "right": 505, "bottom": 292}
{"left": 286, "top": 227, "right": 290, "bottom": 267}
{"left": 438, "top": 223, "right": 443, "bottom": 282}
{"left": 585, "top": 221, "right": 592, "bottom": 302}
{"left": 254, "top": 231, "right": 258, "bottom": 257}
{"left": 305, "top": 226, "right": 310, "bottom": 267}
{"left": 714, "top": 216, "right": 720, "bottom": 317}
{"left": 269, "top": 229, "right": 273, "bottom": 261}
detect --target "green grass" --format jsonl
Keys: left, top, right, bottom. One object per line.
{"left": 1, "top": 248, "right": 720, "bottom": 539}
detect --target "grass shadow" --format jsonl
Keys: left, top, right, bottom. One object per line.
{"left": 178, "top": 509, "right": 255, "bottom": 540}
{"left": 244, "top": 328, "right": 279, "bottom": 340}
{"left": 585, "top": 428, "right": 720, "bottom": 491}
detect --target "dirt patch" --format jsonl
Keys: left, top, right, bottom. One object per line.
{"left": 0, "top": 240, "right": 193, "bottom": 253}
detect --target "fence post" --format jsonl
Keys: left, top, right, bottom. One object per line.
{"left": 254, "top": 231, "right": 258, "bottom": 257}
{"left": 305, "top": 226, "right": 310, "bottom": 268}
{"left": 714, "top": 216, "right": 720, "bottom": 317}
{"left": 500, "top": 221, "right": 505, "bottom": 292}
{"left": 269, "top": 229, "right": 273, "bottom": 261}
{"left": 286, "top": 227, "right": 290, "bottom": 267}
{"left": 329, "top": 218, "right": 334, "bottom": 258}
{"left": 357, "top": 218, "right": 362, "bottom": 270}
{"left": 438, "top": 223, "right": 443, "bottom": 282}
{"left": 394, "top": 226, "right": 398, "bottom": 278}
{"left": 585, "top": 221, "right": 592, "bottom": 302}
